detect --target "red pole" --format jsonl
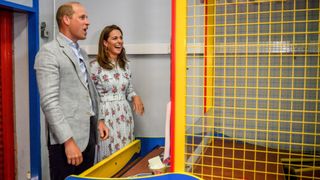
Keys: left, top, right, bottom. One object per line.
{"left": 170, "top": 0, "right": 176, "bottom": 172}
{"left": 0, "top": 10, "right": 15, "bottom": 180}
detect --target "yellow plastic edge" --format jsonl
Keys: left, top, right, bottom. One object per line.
{"left": 77, "top": 139, "right": 141, "bottom": 178}
{"left": 69, "top": 172, "right": 203, "bottom": 180}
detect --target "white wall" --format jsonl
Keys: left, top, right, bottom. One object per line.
{"left": 13, "top": 12, "right": 30, "bottom": 180}
{"left": 38, "top": 0, "right": 54, "bottom": 179}
{"left": 55, "top": 0, "right": 171, "bottom": 45}
{"left": 53, "top": 0, "right": 171, "bottom": 137}
{"left": 128, "top": 54, "right": 170, "bottom": 137}
{"left": 39, "top": 1, "right": 171, "bottom": 179}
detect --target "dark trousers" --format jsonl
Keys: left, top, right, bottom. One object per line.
{"left": 48, "top": 119, "right": 96, "bottom": 180}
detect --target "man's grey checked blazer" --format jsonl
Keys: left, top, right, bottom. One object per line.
{"left": 34, "top": 33, "right": 99, "bottom": 151}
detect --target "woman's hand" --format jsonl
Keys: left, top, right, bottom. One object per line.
{"left": 132, "top": 95, "right": 144, "bottom": 116}
{"left": 98, "top": 120, "right": 109, "bottom": 140}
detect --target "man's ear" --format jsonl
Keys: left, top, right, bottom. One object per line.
{"left": 62, "top": 15, "right": 71, "bottom": 26}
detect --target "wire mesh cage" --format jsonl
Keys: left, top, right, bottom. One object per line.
{"left": 174, "top": 0, "right": 320, "bottom": 179}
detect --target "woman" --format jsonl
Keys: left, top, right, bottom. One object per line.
{"left": 90, "top": 25, "right": 144, "bottom": 162}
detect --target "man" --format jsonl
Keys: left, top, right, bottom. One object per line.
{"left": 34, "top": 2, "right": 108, "bottom": 180}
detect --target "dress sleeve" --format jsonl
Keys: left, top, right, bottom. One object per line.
{"left": 90, "top": 61, "right": 105, "bottom": 120}
{"left": 125, "top": 64, "right": 137, "bottom": 101}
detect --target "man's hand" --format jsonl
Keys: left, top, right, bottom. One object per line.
{"left": 98, "top": 120, "right": 109, "bottom": 140}
{"left": 64, "top": 138, "right": 83, "bottom": 166}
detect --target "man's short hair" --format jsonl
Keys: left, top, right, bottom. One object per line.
{"left": 56, "top": 2, "right": 80, "bottom": 28}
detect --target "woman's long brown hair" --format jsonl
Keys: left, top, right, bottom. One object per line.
{"left": 96, "top": 25, "right": 128, "bottom": 70}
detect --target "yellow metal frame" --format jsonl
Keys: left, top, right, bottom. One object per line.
{"left": 205, "top": 0, "right": 215, "bottom": 132}
{"left": 205, "top": 0, "right": 215, "bottom": 113}
{"left": 173, "top": 0, "right": 187, "bottom": 172}
{"left": 77, "top": 140, "right": 141, "bottom": 178}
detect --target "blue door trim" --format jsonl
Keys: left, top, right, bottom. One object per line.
{"left": 28, "top": 0, "right": 40, "bottom": 179}
{"left": 0, "top": 0, "right": 35, "bottom": 12}
{"left": 0, "top": 0, "right": 41, "bottom": 179}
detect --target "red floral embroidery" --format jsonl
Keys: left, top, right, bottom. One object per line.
{"left": 114, "top": 73, "right": 120, "bottom": 80}
{"left": 112, "top": 86, "right": 117, "bottom": 93}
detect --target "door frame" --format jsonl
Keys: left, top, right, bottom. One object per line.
{"left": 0, "top": 0, "right": 40, "bottom": 179}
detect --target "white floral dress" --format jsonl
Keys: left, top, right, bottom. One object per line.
{"left": 90, "top": 60, "right": 136, "bottom": 162}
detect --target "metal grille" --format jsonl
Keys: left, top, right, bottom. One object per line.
{"left": 182, "top": 0, "right": 320, "bottom": 179}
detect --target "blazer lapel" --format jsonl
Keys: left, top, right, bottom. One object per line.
{"left": 56, "top": 34, "right": 88, "bottom": 89}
